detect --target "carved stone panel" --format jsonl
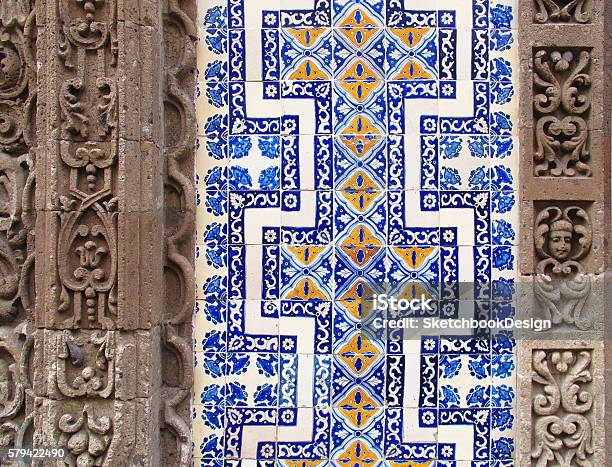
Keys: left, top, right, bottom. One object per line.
{"left": 160, "top": 0, "right": 196, "bottom": 464}
{"left": 0, "top": 0, "right": 36, "bottom": 457}
{"left": 35, "top": 0, "right": 165, "bottom": 331}
{"left": 33, "top": 328, "right": 160, "bottom": 401}
{"left": 534, "top": 0, "right": 592, "bottom": 23}
{"left": 34, "top": 397, "right": 159, "bottom": 466}
{"left": 531, "top": 349, "right": 595, "bottom": 466}
{"left": 0, "top": 322, "right": 34, "bottom": 453}
{"left": 534, "top": 203, "right": 592, "bottom": 275}
{"left": 533, "top": 202, "right": 594, "bottom": 329}
{"left": 533, "top": 48, "right": 592, "bottom": 177}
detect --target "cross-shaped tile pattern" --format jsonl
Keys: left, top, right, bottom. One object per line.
{"left": 195, "top": 0, "right": 518, "bottom": 464}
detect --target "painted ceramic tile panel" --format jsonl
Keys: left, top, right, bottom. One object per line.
{"left": 194, "top": 0, "right": 518, "bottom": 464}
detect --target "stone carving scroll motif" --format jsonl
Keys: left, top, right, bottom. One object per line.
{"left": 56, "top": 0, "right": 119, "bottom": 328}
{"left": 533, "top": 49, "right": 592, "bottom": 177}
{"left": 57, "top": 330, "right": 115, "bottom": 398}
{"left": 534, "top": 204, "right": 593, "bottom": 329}
{"left": 36, "top": 0, "right": 122, "bottom": 463}
{"left": 531, "top": 349, "right": 594, "bottom": 466}
{"left": 58, "top": 404, "right": 113, "bottom": 465}
{"left": 0, "top": 322, "right": 34, "bottom": 451}
{"left": 534, "top": 0, "right": 592, "bottom": 23}
{"left": 0, "top": 0, "right": 36, "bottom": 455}
{"left": 161, "top": 0, "right": 196, "bottom": 464}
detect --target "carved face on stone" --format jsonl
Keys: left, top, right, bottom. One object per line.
{"left": 535, "top": 205, "right": 592, "bottom": 270}
{"left": 547, "top": 220, "right": 573, "bottom": 260}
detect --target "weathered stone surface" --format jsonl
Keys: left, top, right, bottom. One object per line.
{"left": 0, "top": 0, "right": 196, "bottom": 464}
{"left": 533, "top": 48, "right": 592, "bottom": 177}
{"left": 516, "top": 341, "right": 606, "bottom": 466}
{"left": 534, "top": 0, "right": 593, "bottom": 23}
{"left": 0, "top": 0, "right": 37, "bottom": 455}
{"left": 33, "top": 396, "right": 159, "bottom": 465}
{"left": 517, "top": 273, "right": 606, "bottom": 339}
{"left": 159, "top": 0, "right": 196, "bottom": 463}
{"left": 518, "top": 0, "right": 610, "bottom": 463}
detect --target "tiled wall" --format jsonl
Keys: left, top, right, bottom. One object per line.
{"left": 194, "top": 0, "right": 519, "bottom": 464}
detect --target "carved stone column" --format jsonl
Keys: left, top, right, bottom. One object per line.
{"left": 0, "top": 0, "right": 37, "bottom": 455}
{"left": 33, "top": 0, "right": 164, "bottom": 463}
{"left": 11, "top": 0, "right": 198, "bottom": 465}
{"left": 517, "top": 0, "right": 611, "bottom": 464}
{"left": 159, "top": 0, "right": 196, "bottom": 464}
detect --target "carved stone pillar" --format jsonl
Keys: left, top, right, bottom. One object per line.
{"left": 0, "top": 0, "right": 37, "bottom": 455}
{"left": 517, "top": 0, "right": 611, "bottom": 464}
{"left": 33, "top": 0, "right": 164, "bottom": 463}
{"left": 0, "top": 0, "right": 198, "bottom": 464}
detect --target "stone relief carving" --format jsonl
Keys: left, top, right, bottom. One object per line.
{"left": 533, "top": 49, "right": 592, "bottom": 177}
{"left": 161, "top": 0, "right": 196, "bottom": 464}
{"left": 1, "top": 0, "right": 201, "bottom": 460}
{"left": 0, "top": 0, "right": 36, "bottom": 455}
{"left": 58, "top": 404, "right": 113, "bottom": 465}
{"left": 531, "top": 349, "right": 594, "bottom": 466}
{"left": 534, "top": 205, "right": 593, "bottom": 329}
{"left": 57, "top": 330, "right": 115, "bottom": 398}
{"left": 0, "top": 322, "right": 33, "bottom": 450}
{"left": 534, "top": 0, "right": 591, "bottom": 23}
{"left": 54, "top": 0, "right": 119, "bottom": 329}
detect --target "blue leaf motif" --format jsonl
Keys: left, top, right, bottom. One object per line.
{"left": 468, "top": 166, "right": 489, "bottom": 190}
{"left": 202, "top": 407, "right": 225, "bottom": 431}
{"left": 257, "top": 354, "right": 278, "bottom": 377}
{"left": 492, "top": 385, "right": 516, "bottom": 408}
{"left": 490, "top": 5, "right": 513, "bottom": 28}
{"left": 258, "top": 136, "right": 280, "bottom": 159}
{"left": 468, "top": 355, "right": 490, "bottom": 379}
{"left": 440, "top": 136, "right": 462, "bottom": 159}
{"left": 441, "top": 167, "right": 461, "bottom": 190}
{"left": 258, "top": 166, "right": 280, "bottom": 190}
{"left": 229, "top": 136, "right": 253, "bottom": 159}
{"left": 492, "top": 192, "right": 515, "bottom": 214}
{"left": 493, "top": 247, "right": 515, "bottom": 271}
{"left": 200, "top": 434, "right": 223, "bottom": 457}
{"left": 201, "top": 384, "right": 224, "bottom": 405}
{"left": 228, "top": 354, "right": 250, "bottom": 375}
{"left": 254, "top": 383, "right": 277, "bottom": 406}
{"left": 492, "top": 408, "right": 514, "bottom": 431}
{"left": 226, "top": 382, "right": 248, "bottom": 406}
{"left": 468, "top": 137, "right": 488, "bottom": 158}
{"left": 440, "top": 385, "right": 461, "bottom": 408}
{"left": 202, "top": 330, "right": 224, "bottom": 352}
{"left": 440, "top": 355, "right": 462, "bottom": 378}
{"left": 466, "top": 385, "right": 490, "bottom": 407}
{"left": 228, "top": 166, "right": 252, "bottom": 190}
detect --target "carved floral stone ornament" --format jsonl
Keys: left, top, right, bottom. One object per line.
{"left": 0, "top": 322, "right": 33, "bottom": 450}
{"left": 0, "top": 334, "right": 25, "bottom": 439}
{"left": 533, "top": 49, "right": 592, "bottom": 177}
{"left": 0, "top": 0, "right": 35, "bottom": 457}
{"left": 531, "top": 349, "right": 594, "bottom": 466}
{"left": 534, "top": 0, "right": 591, "bottom": 23}
{"left": 534, "top": 205, "right": 593, "bottom": 329}
{"left": 58, "top": 404, "right": 113, "bottom": 465}
{"left": 57, "top": 330, "right": 115, "bottom": 398}
{"left": 0, "top": 13, "right": 34, "bottom": 152}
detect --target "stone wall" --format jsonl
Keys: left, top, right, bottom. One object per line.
{"left": 0, "top": 0, "right": 196, "bottom": 465}
{"left": 517, "top": 0, "right": 611, "bottom": 465}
